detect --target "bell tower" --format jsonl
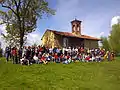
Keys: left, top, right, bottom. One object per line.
{"left": 71, "top": 19, "right": 82, "bottom": 36}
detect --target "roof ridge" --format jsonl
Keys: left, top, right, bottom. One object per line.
{"left": 46, "top": 29, "right": 101, "bottom": 40}
{"left": 47, "top": 29, "right": 72, "bottom": 33}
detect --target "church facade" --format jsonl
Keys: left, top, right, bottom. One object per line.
{"left": 41, "top": 19, "right": 100, "bottom": 49}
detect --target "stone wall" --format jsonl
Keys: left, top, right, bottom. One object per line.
{"left": 54, "top": 36, "right": 84, "bottom": 48}
{"left": 84, "top": 39, "right": 98, "bottom": 49}
{"left": 68, "top": 37, "right": 84, "bottom": 48}
{"left": 42, "top": 31, "right": 99, "bottom": 49}
{"left": 54, "top": 34, "right": 63, "bottom": 48}
{"left": 42, "top": 31, "right": 55, "bottom": 48}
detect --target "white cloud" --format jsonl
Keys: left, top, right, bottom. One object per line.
{"left": 0, "top": 24, "right": 7, "bottom": 50}
{"left": 0, "top": 24, "right": 6, "bottom": 35}
{"left": 100, "top": 32, "right": 105, "bottom": 36}
{"left": 111, "top": 16, "right": 120, "bottom": 26}
{"left": 26, "top": 31, "right": 42, "bottom": 46}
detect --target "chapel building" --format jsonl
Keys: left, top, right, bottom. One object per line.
{"left": 41, "top": 19, "right": 100, "bottom": 49}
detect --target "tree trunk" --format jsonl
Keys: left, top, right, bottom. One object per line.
{"left": 18, "top": 18, "right": 24, "bottom": 49}
{"left": 20, "top": 33, "right": 24, "bottom": 49}
{"left": 20, "top": 17, "right": 25, "bottom": 49}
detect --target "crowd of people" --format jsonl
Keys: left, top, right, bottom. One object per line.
{"left": 5, "top": 46, "right": 115, "bottom": 65}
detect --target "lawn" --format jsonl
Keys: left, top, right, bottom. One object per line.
{"left": 0, "top": 57, "right": 120, "bottom": 90}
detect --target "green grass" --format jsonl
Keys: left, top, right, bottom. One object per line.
{"left": 0, "top": 57, "right": 120, "bottom": 90}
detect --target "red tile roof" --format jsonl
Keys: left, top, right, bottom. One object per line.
{"left": 43, "top": 29, "right": 101, "bottom": 41}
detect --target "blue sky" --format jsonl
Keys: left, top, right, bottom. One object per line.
{"left": 34, "top": 0, "right": 120, "bottom": 44}
{"left": 0, "top": 0, "right": 120, "bottom": 45}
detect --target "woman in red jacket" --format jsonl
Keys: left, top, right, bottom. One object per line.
{"left": 12, "top": 47, "right": 18, "bottom": 64}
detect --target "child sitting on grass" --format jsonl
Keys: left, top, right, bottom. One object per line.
{"left": 91, "top": 54, "right": 95, "bottom": 62}
{"left": 40, "top": 53, "right": 48, "bottom": 64}
{"left": 60, "top": 54, "right": 64, "bottom": 62}
{"left": 54, "top": 53, "right": 60, "bottom": 63}
{"left": 85, "top": 54, "right": 90, "bottom": 62}
{"left": 33, "top": 54, "right": 39, "bottom": 64}
{"left": 45, "top": 53, "right": 51, "bottom": 62}
{"left": 20, "top": 56, "right": 29, "bottom": 66}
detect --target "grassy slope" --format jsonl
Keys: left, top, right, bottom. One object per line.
{"left": 0, "top": 57, "right": 120, "bottom": 90}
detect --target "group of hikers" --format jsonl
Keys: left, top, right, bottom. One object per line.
{"left": 5, "top": 45, "right": 115, "bottom": 65}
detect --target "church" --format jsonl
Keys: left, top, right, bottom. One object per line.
{"left": 41, "top": 19, "right": 100, "bottom": 49}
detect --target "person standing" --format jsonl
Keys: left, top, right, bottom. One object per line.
{"left": 9, "top": 46, "right": 12, "bottom": 59}
{"left": 26, "top": 46, "right": 31, "bottom": 64}
{"left": 31, "top": 46, "right": 35, "bottom": 59}
{"left": 107, "top": 51, "right": 111, "bottom": 61}
{"left": 18, "top": 48, "right": 22, "bottom": 63}
{"left": 0, "top": 47, "right": 3, "bottom": 57}
{"left": 12, "top": 47, "right": 18, "bottom": 64}
{"left": 5, "top": 46, "right": 11, "bottom": 62}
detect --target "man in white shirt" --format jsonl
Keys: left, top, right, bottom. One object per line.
{"left": 49, "top": 47, "right": 53, "bottom": 54}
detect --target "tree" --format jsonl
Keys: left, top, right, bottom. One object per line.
{"left": 109, "top": 24, "right": 120, "bottom": 53}
{"left": 33, "top": 43, "right": 37, "bottom": 47}
{"left": 0, "top": 0, "right": 55, "bottom": 48}
{"left": 101, "top": 36, "right": 110, "bottom": 51}
{"left": 2, "top": 23, "right": 23, "bottom": 47}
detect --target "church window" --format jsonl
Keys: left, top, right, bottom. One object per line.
{"left": 77, "top": 24, "right": 80, "bottom": 31}
{"left": 73, "top": 25, "right": 75, "bottom": 31}
{"left": 63, "top": 38, "right": 68, "bottom": 47}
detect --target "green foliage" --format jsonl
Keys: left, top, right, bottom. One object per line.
{"left": 2, "top": 23, "right": 21, "bottom": 46}
{"left": 101, "top": 36, "right": 110, "bottom": 51}
{"left": 33, "top": 43, "right": 37, "bottom": 47}
{"left": 0, "top": 58, "right": 120, "bottom": 89}
{"left": 109, "top": 24, "right": 120, "bottom": 53}
{"left": 0, "top": 0, "right": 55, "bottom": 48}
